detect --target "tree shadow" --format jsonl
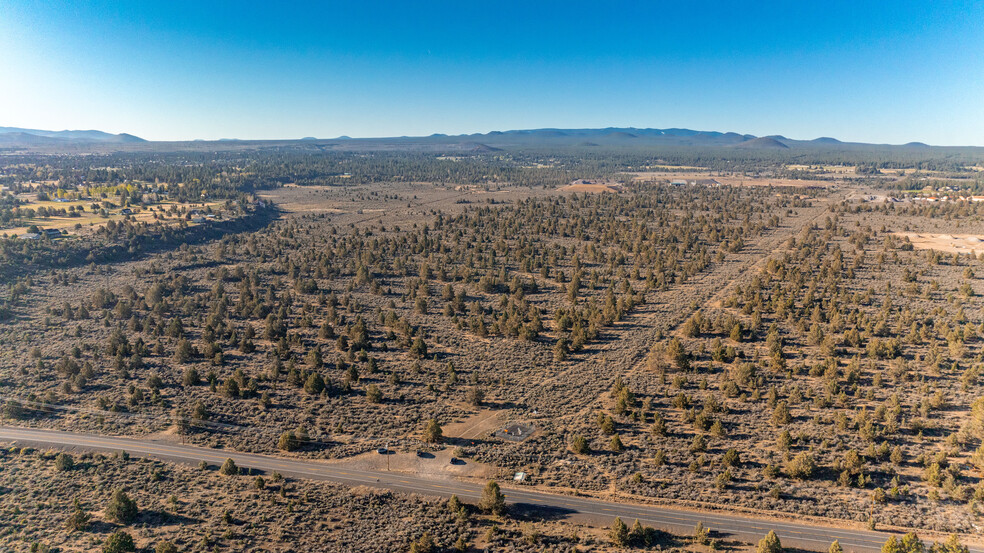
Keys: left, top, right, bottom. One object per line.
{"left": 140, "top": 509, "right": 202, "bottom": 527}
{"left": 506, "top": 502, "right": 578, "bottom": 522}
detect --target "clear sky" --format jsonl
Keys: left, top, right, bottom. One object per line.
{"left": 1, "top": 1, "right": 982, "bottom": 145}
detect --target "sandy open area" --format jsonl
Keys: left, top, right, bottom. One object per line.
{"left": 896, "top": 232, "right": 984, "bottom": 254}
{"left": 560, "top": 180, "right": 623, "bottom": 193}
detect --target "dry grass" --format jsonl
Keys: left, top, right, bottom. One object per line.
{"left": 1, "top": 198, "right": 225, "bottom": 237}
{"left": 0, "top": 445, "right": 738, "bottom": 553}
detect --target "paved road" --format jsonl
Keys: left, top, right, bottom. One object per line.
{"left": 0, "top": 426, "right": 972, "bottom": 553}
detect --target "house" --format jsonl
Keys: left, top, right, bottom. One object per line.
{"left": 42, "top": 228, "right": 62, "bottom": 239}
{"left": 120, "top": 208, "right": 133, "bottom": 216}
{"left": 670, "top": 179, "right": 688, "bottom": 186}
{"left": 18, "top": 233, "right": 40, "bottom": 240}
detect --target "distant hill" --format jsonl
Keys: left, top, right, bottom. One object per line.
{"left": 1, "top": 124, "right": 973, "bottom": 155}
{"left": 732, "top": 137, "right": 790, "bottom": 150}
{"left": 0, "top": 126, "right": 145, "bottom": 144}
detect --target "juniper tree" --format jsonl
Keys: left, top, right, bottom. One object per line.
{"left": 65, "top": 498, "right": 91, "bottom": 531}
{"left": 105, "top": 490, "right": 137, "bottom": 524}
{"left": 423, "top": 418, "right": 443, "bottom": 443}
{"left": 609, "top": 516, "right": 629, "bottom": 547}
{"left": 757, "top": 531, "right": 782, "bottom": 553}
{"left": 102, "top": 531, "right": 135, "bottom": 553}
{"left": 479, "top": 480, "right": 506, "bottom": 516}
{"left": 219, "top": 458, "right": 239, "bottom": 476}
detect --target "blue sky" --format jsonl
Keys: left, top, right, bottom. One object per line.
{"left": 1, "top": 1, "right": 982, "bottom": 144}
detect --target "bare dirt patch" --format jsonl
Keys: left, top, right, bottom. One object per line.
{"left": 443, "top": 409, "right": 505, "bottom": 440}
{"left": 895, "top": 232, "right": 984, "bottom": 254}
{"left": 559, "top": 180, "right": 623, "bottom": 193}
{"left": 339, "top": 448, "right": 494, "bottom": 480}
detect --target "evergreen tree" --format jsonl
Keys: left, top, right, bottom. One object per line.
{"left": 155, "top": 542, "right": 178, "bottom": 553}
{"left": 571, "top": 434, "right": 589, "bottom": 454}
{"left": 54, "top": 452, "right": 74, "bottom": 471}
{"left": 219, "top": 458, "right": 239, "bottom": 476}
{"left": 65, "top": 497, "right": 91, "bottom": 531}
{"left": 479, "top": 480, "right": 506, "bottom": 515}
{"left": 105, "top": 490, "right": 137, "bottom": 524}
{"left": 278, "top": 431, "right": 300, "bottom": 451}
{"left": 757, "top": 531, "right": 782, "bottom": 553}
{"left": 423, "top": 418, "right": 443, "bottom": 443}
{"left": 103, "top": 531, "right": 135, "bottom": 553}
{"left": 410, "top": 336, "right": 428, "bottom": 358}
{"left": 609, "top": 516, "right": 629, "bottom": 547}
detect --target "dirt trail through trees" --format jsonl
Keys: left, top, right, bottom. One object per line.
{"left": 518, "top": 197, "right": 836, "bottom": 420}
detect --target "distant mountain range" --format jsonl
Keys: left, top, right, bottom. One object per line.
{"left": 0, "top": 125, "right": 974, "bottom": 152}
{"left": 0, "top": 127, "right": 145, "bottom": 145}
{"left": 313, "top": 127, "right": 970, "bottom": 152}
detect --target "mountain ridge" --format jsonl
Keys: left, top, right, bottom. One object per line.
{"left": 1, "top": 125, "right": 977, "bottom": 151}
{"left": 0, "top": 126, "right": 145, "bottom": 144}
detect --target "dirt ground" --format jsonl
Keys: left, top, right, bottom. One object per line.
{"left": 559, "top": 182, "right": 622, "bottom": 193}
{"left": 339, "top": 447, "right": 496, "bottom": 480}
{"left": 895, "top": 232, "right": 984, "bottom": 254}
{"left": 444, "top": 409, "right": 507, "bottom": 440}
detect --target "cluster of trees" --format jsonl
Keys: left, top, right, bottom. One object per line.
{"left": 558, "top": 206, "right": 984, "bottom": 525}
{"left": 4, "top": 180, "right": 790, "bottom": 449}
